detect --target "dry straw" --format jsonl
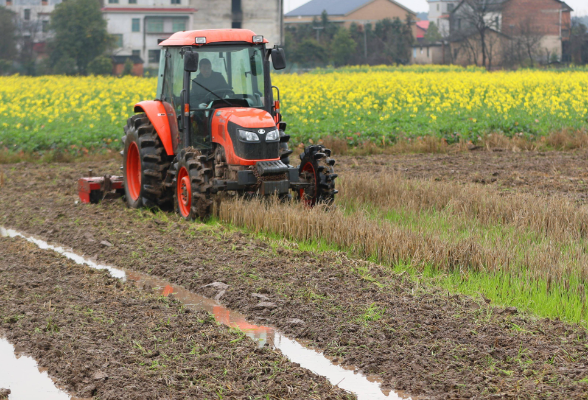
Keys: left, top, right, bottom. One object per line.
{"left": 339, "top": 172, "right": 588, "bottom": 241}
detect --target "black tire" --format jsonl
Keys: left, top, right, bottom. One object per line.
{"left": 122, "top": 114, "right": 171, "bottom": 208}
{"left": 173, "top": 148, "right": 214, "bottom": 221}
{"left": 279, "top": 129, "right": 293, "bottom": 165}
{"left": 298, "top": 144, "right": 338, "bottom": 205}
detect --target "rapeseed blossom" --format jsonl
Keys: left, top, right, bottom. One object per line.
{"left": 0, "top": 68, "right": 587, "bottom": 152}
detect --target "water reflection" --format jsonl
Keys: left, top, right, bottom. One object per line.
{"left": 1, "top": 227, "right": 409, "bottom": 400}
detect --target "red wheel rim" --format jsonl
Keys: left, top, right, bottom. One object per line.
{"left": 300, "top": 162, "right": 317, "bottom": 206}
{"left": 177, "top": 167, "right": 191, "bottom": 217}
{"left": 126, "top": 142, "right": 141, "bottom": 201}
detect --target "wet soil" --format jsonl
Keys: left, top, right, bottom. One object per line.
{"left": 337, "top": 150, "right": 588, "bottom": 203}
{"left": 1, "top": 158, "right": 588, "bottom": 399}
{"left": 0, "top": 237, "right": 350, "bottom": 399}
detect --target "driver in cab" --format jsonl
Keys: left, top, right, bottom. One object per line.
{"left": 190, "top": 58, "right": 229, "bottom": 109}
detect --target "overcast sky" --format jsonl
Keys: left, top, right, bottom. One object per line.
{"left": 284, "top": 0, "right": 588, "bottom": 17}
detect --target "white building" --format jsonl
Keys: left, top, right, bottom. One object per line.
{"left": 0, "top": 0, "right": 58, "bottom": 56}
{"left": 105, "top": 0, "right": 284, "bottom": 70}
{"left": 103, "top": 3, "right": 196, "bottom": 69}
{"left": 427, "top": 0, "right": 459, "bottom": 36}
{"left": 2, "top": 0, "right": 284, "bottom": 71}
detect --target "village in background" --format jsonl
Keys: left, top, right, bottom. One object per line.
{"left": 0, "top": 0, "right": 587, "bottom": 76}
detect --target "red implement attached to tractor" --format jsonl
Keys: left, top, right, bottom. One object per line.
{"left": 79, "top": 29, "right": 337, "bottom": 219}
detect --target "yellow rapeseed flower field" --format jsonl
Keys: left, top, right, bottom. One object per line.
{"left": 0, "top": 68, "right": 587, "bottom": 152}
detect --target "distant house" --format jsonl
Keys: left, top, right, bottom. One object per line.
{"left": 111, "top": 55, "right": 144, "bottom": 76}
{"left": 450, "top": 0, "right": 573, "bottom": 65}
{"left": 412, "top": 42, "right": 446, "bottom": 64}
{"left": 427, "top": 0, "right": 460, "bottom": 36}
{"left": 416, "top": 20, "right": 430, "bottom": 42}
{"left": 284, "top": 0, "right": 418, "bottom": 37}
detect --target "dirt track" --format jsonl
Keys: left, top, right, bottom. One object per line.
{"left": 1, "top": 151, "right": 588, "bottom": 399}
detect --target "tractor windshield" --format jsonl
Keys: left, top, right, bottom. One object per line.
{"left": 189, "top": 45, "right": 265, "bottom": 110}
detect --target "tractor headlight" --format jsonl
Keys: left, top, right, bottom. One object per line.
{"left": 238, "top": 129, "right": 260, "bottom": 142}
{"left": 265, "top": 129, "right": 279, "bottom": 141}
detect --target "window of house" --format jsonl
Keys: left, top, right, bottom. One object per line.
{"left": 457, "top": 19, "right": 461, "bottom": 29}
{"left": 42, "top": 20, "right": 49, "bottom": 32}
{"left": 108, "top": 0, "right": 119, "bottom": 3}
{"left": 6, "top": 0, "right": 12, "bottom": 5}
{"left": 232, "top": 21, "right": 242, "bottom": 28}
{"left": 132, "top": 50, "right": 141, "bottom": 57}
{"left": 171, "top": 0, "right": 181, "bottom": 4}
{"left": 448, "top": 4, "right": 454, "bottom": 12}
{"left": 437, "top": 4, "right": 439, "bottom": 11}
{"left": 427, "top": 47, "right": 430, "bottom": 57}
{"left": 113, "top": 34, "right": 123, "bottom": 48}
{"left": 24, "top": 9, "right": 30, "bottom": 20}
{"left": 132, "top": 18, "right": 140, "bottom": 32}
{"left": 146, "top": 18, "right": 164, "bottom": 33}
{"left": 232, "top": 0, "right": 242, "bottom": 13}
{"left": 148, "top": 49, "right": 161, "bottom": 64}
{"left": 420, "top": 47, "right": 423, "bottom": 54}
{"left": 172, "top": 18, "right": 185, "bottom": 32}
{"left": 42, "top": 0, "right": 48, "bottom": 5}
{"left": 495, "top": 16, "right": 499, "bottom": 29}
{"left": 129, "top": 0, "right": 137, "bottom": 3}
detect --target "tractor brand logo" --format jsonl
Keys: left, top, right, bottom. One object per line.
{"left": 258, "top": 129, "right": 265, "bottom": 134}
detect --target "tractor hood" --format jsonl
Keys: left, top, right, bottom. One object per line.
{"left": 225, "top": 108, "right": 276, "bottom": 129}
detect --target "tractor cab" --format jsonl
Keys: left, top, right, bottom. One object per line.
{"left": 117, "top": 29, "right": 337, "bottom": 220}
{"left": 156, "top": 30, "right": 285, "bottom": 158}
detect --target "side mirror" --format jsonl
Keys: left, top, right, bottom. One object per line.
{"left": 271, "top": 48, "right": 286, "bottom": 70}
{"left": 184, "top": 51, "right": 199, "bottom": 72}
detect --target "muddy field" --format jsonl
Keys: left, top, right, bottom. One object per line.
{"left": 1, "top": 149, "right": 588, "bottom": 399}
{"left": 0, "top": 237, "right": 349, "bottom": 399}
{"left": 338, "top": 150, "right": 588, "bottom": 202}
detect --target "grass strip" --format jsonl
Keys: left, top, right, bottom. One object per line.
{"left": 216, "top": 198, "right": 588, "bottom": 327}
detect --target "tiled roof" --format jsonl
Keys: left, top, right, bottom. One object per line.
{"left": 285, "top": 0, "right": 415, "bottom": 17}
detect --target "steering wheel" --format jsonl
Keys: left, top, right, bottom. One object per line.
{"left": 203, "top": 89, "right": 235, "bottom": 104}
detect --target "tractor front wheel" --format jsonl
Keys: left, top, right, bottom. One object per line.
{"left": 298, "top": 144, "right": 338, "bottom": 205}
{"left": 173, "top": 149, "right": 214, "bottom": 221}
{"left": 122, "top": 114, "right": 171, "bottom": 208}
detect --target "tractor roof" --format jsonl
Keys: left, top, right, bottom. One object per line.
{"left": 159, "top": 29, "right": 269, "bottom": 47}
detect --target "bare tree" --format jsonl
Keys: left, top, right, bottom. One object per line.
{"left": 450, "top": 0, "right": 503, "bottom": 68}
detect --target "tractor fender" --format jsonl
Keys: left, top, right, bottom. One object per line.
{"left": 133, "top": 100, "right": 174, "bottom": 156}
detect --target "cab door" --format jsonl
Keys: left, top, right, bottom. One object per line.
{"left": 160, "top": 48, "right": 181, "bottom": 152}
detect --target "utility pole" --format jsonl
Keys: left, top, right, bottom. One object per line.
{"left": 313, "top": 26, "right": 324, "bottom": 43}
{"left": 362, "top": 22, "right": 367, "bottom": 59}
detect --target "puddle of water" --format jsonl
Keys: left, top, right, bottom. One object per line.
{"left": 0, "top": 227, "right": 410, "bottom": 400}
{"left": 0, "top": 338, "right": 70, "bottom": 400}
{"left": 0, "top": 228, "right": 125, "bottom": 280}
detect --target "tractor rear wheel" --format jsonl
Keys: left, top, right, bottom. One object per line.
{"left": 173, "top": 149, "right": 214, "bottom": 221}
{"left": 122, "top": 114, "right": 171, "bottom": 208}
{"left": 298, "top": 144, "right": 338, "bottom": 205}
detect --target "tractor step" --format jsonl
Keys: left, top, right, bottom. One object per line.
{"left": 78, "top": 175, "right": 124, "bottom": 204}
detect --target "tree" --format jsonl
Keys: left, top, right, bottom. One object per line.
{"left": 122, "top": 58, "right": 133, "bottom": 75}
{"left": 0, "top": 7, "right": 17, "bottom": 62}
{"left": 424, "top": 22, "right": 442, "bottom": 42}
{"left": 569, "top": 18, "right": 588, "bottom": 64}
{"left": 292, "top": 38, "right": 328, "bottom": 67}
{"left": 450, "top": 0, "right": 502, "bottom": 68}
{"left": 49, "top": 0, "right": 112, "bottom": 75}
{"left": 330, "top": 28, "right": 356, "bottom": 66}
{"left": 88, "top": 55, "right": 113, "bottom": 75}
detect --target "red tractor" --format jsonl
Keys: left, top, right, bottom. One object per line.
{"left": 121, "top": 29, "right": 337, "bottom": 219}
